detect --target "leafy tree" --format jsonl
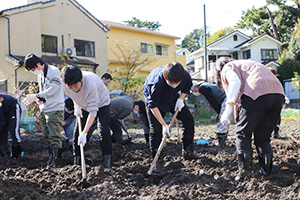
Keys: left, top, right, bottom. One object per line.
{"left": 292, "top": 72, "right": 300, "bottom": 90}
{"left": 277, "top": 58, "right": 300, "bottom": 81}
{"left": 181, "top": 28, "right": 207, "bottom": 52}
{"left": 110, "top": 40, "right": 157, "bottom": 99}
{"left": 124, "top": 17, "right": 161, "bottom": 31}
{"left": 207, "top": 27, "right": 234, "bottom": 44}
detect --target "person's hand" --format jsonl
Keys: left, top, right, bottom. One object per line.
{"left": 23, "top": 94, "right": 38, "bottom": 106}
{"left": 74, "top": 104, "right": 83, "bottom": 118}
{"left": 220, "top": 104, "right": 233, "bottom": 126}
{"left": 162, "top": 125, "right": 170, "bottom": 137}
{"left": 11, "top": 144, "right": 22, "bottom": 158}
{"left": 174, "top": 98, "right": 184, "bottom": 112}
{"left": 78, "top": 132, "right": 87, "bottom": 146}
{"left": 285, "top": 96, "right": 290, "bottom": 104}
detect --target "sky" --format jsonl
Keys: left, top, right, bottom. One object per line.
{"left": 0, "top": 0, "right": 268, "bottom": 44}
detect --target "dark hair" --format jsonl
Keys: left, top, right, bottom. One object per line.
{"left": 24, "top": 53, "right": 45, "bottom": 71}
{"left": 61, "top": 65, "right": 82, "bottom": 85}
{"left": 64, "top": 97, "right": 74, "bottom": 111}
{"left": 163, "top": 62, "right": 184, "bottom": 83}
{"left": 101, "top": 73, "right": 113, "bottom": 80}
{"left": 268, "top": 67, "right": 277, "bottom": 76}
{"left": 214, "top": 57, "right": 235, "bottom": 89}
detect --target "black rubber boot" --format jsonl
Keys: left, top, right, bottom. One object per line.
{"left": 49, "top": 147, "right": 59, "bottom": 168}
{"left": 104, "top": 155, "right": 111, "bottom": 169}
{"left": 235, "top": 152, "right": 252, "bottom": 181}
{"left": 74, "top": 156, "right": 80, "bottom": 165}
{"left": 258, "top": 154, "right": 273, "bottom": 176}
{"left": 217, "top": 132, "right": 227, "bottom": 147}
{"left": 182, "top": 144, "right": 198, "bottom": 160}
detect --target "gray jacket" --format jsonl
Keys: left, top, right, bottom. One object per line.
{"left": 110, "top": 95, "right": 134, "bottom": 119}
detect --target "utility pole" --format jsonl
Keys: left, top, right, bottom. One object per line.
{"left": 204, "top": 4, "right": 208, "bottom": 82}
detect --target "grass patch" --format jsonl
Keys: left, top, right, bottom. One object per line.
{"left": 193, "top": 112, "right": 216, "bottom": 122}
{"left": 281, "top": 108, "right": 300, "bottom": 120}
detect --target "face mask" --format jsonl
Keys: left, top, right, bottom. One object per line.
{"left": 31, "top": 69, "right": 43, "bottom": 75}
{"left": 193, "top": 91, "right": 200, "bottom": 96}
{"left": 104, "top": 81, "right": 109, "bottom": 87}
{"left": 71, "top": 82, "right": 82, "bottom": 93}
{"left": 167, "top": 82, "right": 180, "bottom": 89}
{"left": 64, "top": 107, "right": 73, "bottom": 113}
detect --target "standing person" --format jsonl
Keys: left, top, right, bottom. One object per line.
{"left": 143, "top": 62, "right": 196, "bottom": 161}
{"left": 110, "top": 94, "right": 134, "bottom": 144}
{"left": 62, "top": 97, "right": 75, "bottom": 149}
{"left": 101, "top": 73, "right": 113, "bottom": 87}
{"left": 133, "top": 100, "right": 150, "bottom": 144}
{"left": 23, "top": 53, "right": 64, "bottom": 168}
{"left": 191, "top": 82, "right": 231, "bottom": 146}
{"left": 61, "top": 65, "right": 112, "bottom": 168}
{"left": 215, "top": 57, "right": 285, "bottom": 177}
{"left": 0, "top": 94, "right": 22, "bottom": 159}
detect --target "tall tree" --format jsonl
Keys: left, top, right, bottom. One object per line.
{"left": 181, "top": 28, "right": 207, "bottom": 52}
{"left": 207, "top": 27, "right": 234, "bottom": 44}
{"left": 124, "top": 17, "right": 161, "bottom": 31}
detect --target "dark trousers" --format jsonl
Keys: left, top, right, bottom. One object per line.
{"left": 73, "top": 105, "right": 112, "bottom": 156}
{"left": 110, "top": 116, "right": 123, "bottom": 144}
{"left": 0, "top": 102, "right": 21, "bottom": 146}
{"left": 146, "top": 105, "right": 195, "bottom": 157}
{"left": 235, "top": 94, "right": 283, "bottom": 155}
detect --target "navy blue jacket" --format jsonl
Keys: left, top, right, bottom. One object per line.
{"left": 143, "top": 65, "right": 192, "bottom": 112}
{"left": 0, "top": 94, "right": 19, "bottom": 129}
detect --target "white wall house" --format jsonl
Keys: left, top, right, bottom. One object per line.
{"left": 189, "top": 30, "right": 283, "bottom": 82}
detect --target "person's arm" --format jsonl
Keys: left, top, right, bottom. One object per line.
{"left": 82, "top": 114, "right": 95, "bottom": 134}
{"left": 150, "top": 107, "right": 167, "bottom": 126}
{"left": 224, "top": 69, "right": 241, "bottom": 106}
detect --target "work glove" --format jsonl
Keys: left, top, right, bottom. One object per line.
{"left": 220, "top": 104, "right": 233, "bottom": 126}
{"left": 11, "top": 144, "right": 22, "bottom": 159}
{"left": 74, "top": 104, "right": 83, "bottom": 118}
{"left": 162, "top": 125, "right": 170, "bottom": 137}
{"left": 23, "top": 94, "right": 38, "bottom": 106}
{"left": 78, "top": 132, "right": 87, "bottom": 146}
{"left": 284, "top": 96, "right": 290, "bottom": 104}
{"left": 174, "top": 98, "right": 184, "bottom": 112}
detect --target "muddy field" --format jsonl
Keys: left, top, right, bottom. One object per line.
{"left": 0, "top": 119, "right": 299, "bottom": 200}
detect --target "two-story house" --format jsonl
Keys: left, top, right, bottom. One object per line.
{"left": 101, "top": 20, "right": 186, "bottom": 92}
{"left": 190, "top": 30, "right": 283, "bottom": 82}
{"left": 0, "top": 0, "right": 108, "bottom": 95}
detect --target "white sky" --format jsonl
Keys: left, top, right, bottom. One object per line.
{"left": 0, "top": 0, "right": 268, "bottom": 44}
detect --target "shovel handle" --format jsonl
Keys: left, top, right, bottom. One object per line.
{"left": 147, "top": 109, "right": 179, "bottom": 175}
{"left": 77, "top": 116, "right": 87, "bottom": 179}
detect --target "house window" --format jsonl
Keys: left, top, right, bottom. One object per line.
{"left": 41, "top": 35, "right": 57, "bottom": 53}
{"left": 155, "top": 45, "right": 168, "bottom": 56}
{"left": 243, "top": 49, "right": 251, "bottom": 59}
{"left": 74, "top": 39, "right": 95, "bottom": 57}
{"left": 261, "top": 49, "right": 278, "bottom": 61}
{"left": 233, "top": 35, "right": 238, "bottom": 41}
{"left": 140, "top": 42, "right": 154, "bottom": 54}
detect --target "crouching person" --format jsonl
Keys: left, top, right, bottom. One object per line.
{"left": 215, "top": 57, "right": 285, "bottom": 178}
{"left": 143, "top": 62, "right": 196, "bottom": 161}
{"left": 0, "top": 94, "right": 22, "bottom": 159}
{"left": 61, "top": 65, "right": 112, "bottom": 168}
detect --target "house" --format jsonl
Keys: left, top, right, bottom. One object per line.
{"left": 101, "top": 20, "right": 186, "bottom": 92}
{"left": 190, "top": 30, "right": 283, "bottom": 82}
{"left": 176, "top": 48, "right": 193, "bottom": 72}
{"left": 0, "top": 0, "right": 109, "bottom": 95}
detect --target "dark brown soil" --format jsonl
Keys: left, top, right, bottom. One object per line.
{"left": 0, "top": 119, "right": 299, "bottom": 200}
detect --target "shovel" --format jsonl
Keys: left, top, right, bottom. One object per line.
{"left": 77, "top": 116, "right": 87, "bottom": 180}
{"left": 147, "top": 109, "right": 179, "bottom": 175}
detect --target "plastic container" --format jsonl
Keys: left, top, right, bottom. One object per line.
{"left": 196, "top": 139, "right": 210, "bottom": 145}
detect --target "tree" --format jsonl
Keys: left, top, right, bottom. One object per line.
{"left": 124, "top": 17, "right": 161, "bottom": 31}
{"left": 181, "top": 28, "right": 207, "bottom": 52}
{"left": 110, "top": 40, "right": 157, "bottom": 99}
{"left": 292, "top": 72, "right": 300, "bottom": 91}
{"left": 207, "top": 27, "right": 234, "bottom": 44}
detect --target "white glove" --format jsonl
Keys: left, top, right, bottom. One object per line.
{"left": 285, "top": 96, "right": 290, "bottom": 104}
{"left": 163, "top": 125, "right": 170, "bottom": 137}
{"left": 74, "top": 104, "right": 83, "bottom": 118}
{"left": 23, "top": 94, "right": 38, "bottom": 106}
{"left": 174, "top": 98, "right": 184, "bottom": 112}
{"left": 220, "top": 104, "right": 233, "bottom": 126}
{"left": 78, "top": 133, "right": 87, "bottom": 146}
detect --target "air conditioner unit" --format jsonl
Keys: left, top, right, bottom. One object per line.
{"left": 62, "top": 47, "right": 76, "bottom": 57}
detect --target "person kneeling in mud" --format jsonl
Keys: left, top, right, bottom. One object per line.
{"left": 61, "top": 65, "right": 112, "bottom": 169}
{"left": 215, "top": 57, "right": 285, "bottom": 178}
{"left": 143, "top": 62, "right": 196, "bottom": 164}
{"left": 191, "top": 82, "right": 232, "bottom": 147}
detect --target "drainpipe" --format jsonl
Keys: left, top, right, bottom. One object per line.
{"left": 203, "top": 4, "right": 208, "bottom": 82}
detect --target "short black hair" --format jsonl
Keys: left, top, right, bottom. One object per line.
{"left": 61, "top": 65, "right": 82, "bottom": 85}
{"left": 64, "top": 97, "right": 74, "bottom": 111}
{"left": 163, "top": 62, "right": 184, "bottom": 83}
{"left": 214, "top": 57, "right": 236, "bottom": 89}
{"left": 24, "top": 53, "right": 45, "bottom": 71}
{"left": 101, "top": 73, "right": 113, "bottom": 80}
